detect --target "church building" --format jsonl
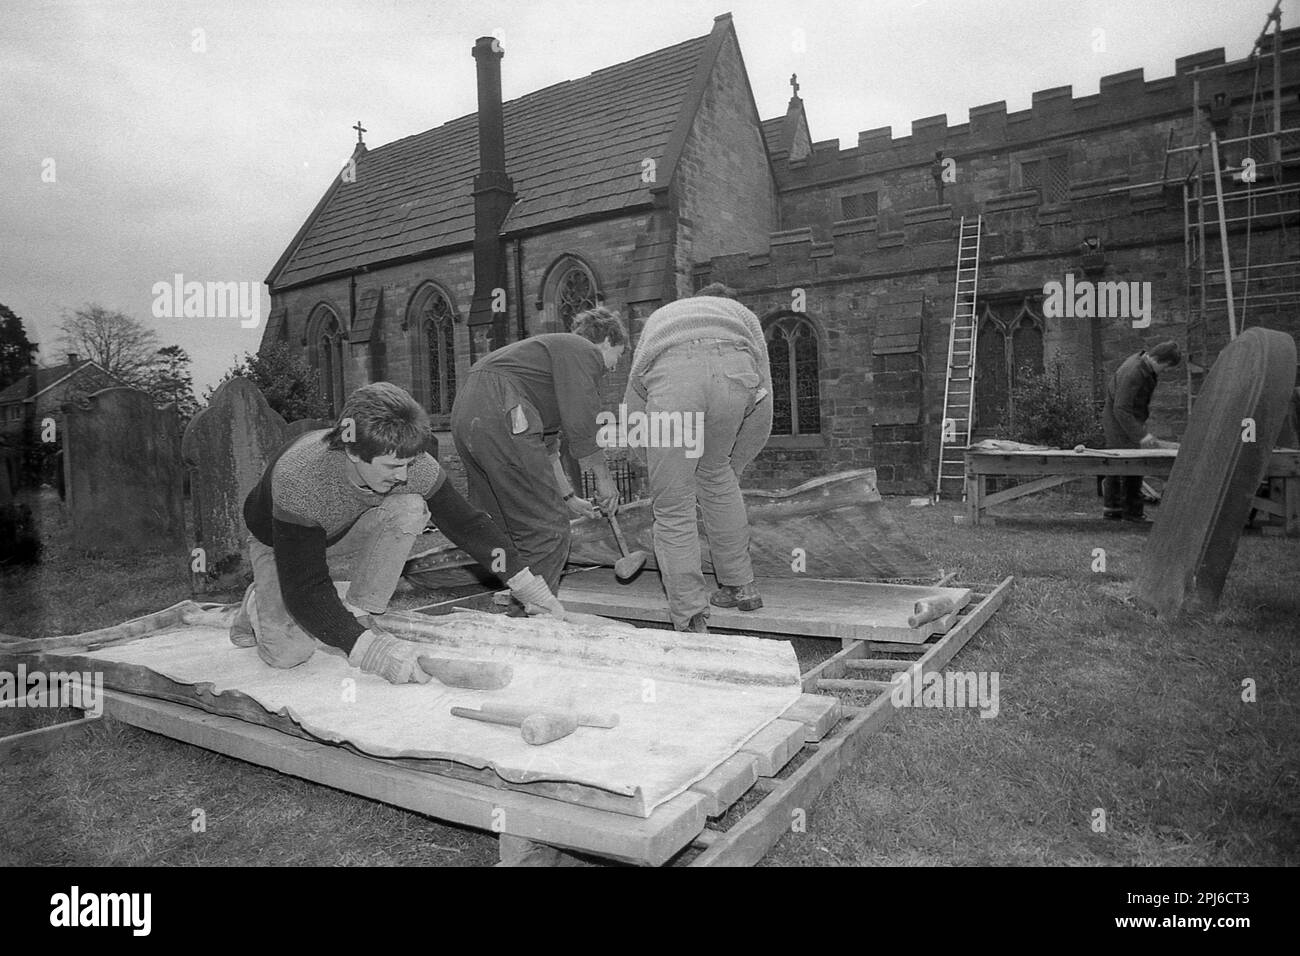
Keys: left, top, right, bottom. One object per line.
{"left": 263, "top": 13, "right": 1300, "bottom": 494}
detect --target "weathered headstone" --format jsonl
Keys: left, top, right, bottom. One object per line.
{"left": 63, "top": 387, "right": 186, "bottom": 554}
{"left": 1136, "top": 327, "right": 1297, "bottom": 617}
{"left": 181, "top": 378, "right": 290, "bottom": 581}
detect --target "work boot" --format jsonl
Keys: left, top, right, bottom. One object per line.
{"left": 711, "top": 582, "right": 763, "bottom": 611}
{"left": 678, "top": 611, "right": 709, "bottom": 633}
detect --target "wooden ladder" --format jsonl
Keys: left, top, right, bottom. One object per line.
{"left": 935, "top": 215, "right": 982, "bottom": 501}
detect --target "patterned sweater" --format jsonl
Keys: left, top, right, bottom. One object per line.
{"left": 244, "top": 430, "right": 525, "bottom": 651}
{"left": 628, "top": 296, "right": 772, "bottom": 398}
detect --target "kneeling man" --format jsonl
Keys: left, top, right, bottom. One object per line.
{"left": 231, "top": 382, "right": 564, "bottom": 683}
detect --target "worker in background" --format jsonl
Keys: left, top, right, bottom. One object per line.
{"left": 230, "top": 382, "right": 565, "bottom": 684}
{"left": 1102, "top": 339, "right": 1182, "bottom": 523}
{"left": 451, "top": 308, "right": 625, "bottom": 602}
{"left": 623, "top": 284, "right": 773, "bottom": 633}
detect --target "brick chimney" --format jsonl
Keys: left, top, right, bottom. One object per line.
{"left": 468, "top": 36, "right": 516, "bottom": 352}
{"left": 66, "top": 352, "right": 79, "bottom": 367}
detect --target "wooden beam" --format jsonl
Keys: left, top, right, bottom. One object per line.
{"left": 738, "top": 719, "right": 807, "bottom": 776}
{"left": 691, "top": 576, "right": 1013, "bottom": 866}
{"left": 778, "top": 695, "right": 842, "bottom": 741}
{"left": 559, "top": 570, "right": 969, "bottom": 643}
{"left": 816, "top": 678, "right": 895, "bottom": 693}
{"left": 496, "top": 834, "right": 563, "bottom": 867}
{"left": 100, "top": 691, "right": 707, "bottom": 866}
{"left": 688, "top": 753, "right": 759, "bottom": 817}
{"left": 0, "top": 714, "right": 100, "bottom": 761}
{"left": 980, "top": 474, "right": 1080, "bottom": 509}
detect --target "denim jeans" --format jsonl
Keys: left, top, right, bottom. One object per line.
{"left": 640, "top": 341, "right": 766, "bottom": 628}
{"left": 234, "top": 493, "right": 429, "bottom": 668}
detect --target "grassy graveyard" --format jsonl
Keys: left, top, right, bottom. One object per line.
{"left": 1, "top": 484, "right": 1297, "bottom": 866}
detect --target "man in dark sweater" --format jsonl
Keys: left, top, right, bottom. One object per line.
{"left": 231, "top": 382, "right": 564, "bottom": 684}
{"left": 1102, "top": 340, "right": 1182, "bottom": 521}
{"left": 451, "top": 308, "right": 626, "bottom": 596}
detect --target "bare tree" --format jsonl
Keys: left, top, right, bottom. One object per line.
{"left": 59, "top": 304, "right": 160, "bottom": 386}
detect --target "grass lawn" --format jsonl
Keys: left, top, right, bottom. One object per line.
{"left": 2, "top": 484, "right": 1297, "bottom": 866}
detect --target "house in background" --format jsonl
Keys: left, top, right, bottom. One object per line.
{"left": 0, "top": 354, "right": 124, "bottom": 437}
{"left": 263, "top": 13, "right": 1299, "bottom": 495}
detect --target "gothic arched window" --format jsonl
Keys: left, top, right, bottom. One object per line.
{"left": 406, "top": 283, "right": 458, "bottom": 417}
{"left": 973, "top": 297, "right": 1045, "bottom": 434}
{"left": 764, "top": 314, "right": 821, "bottom": 436}
{"left": 306, "top": 304, "right": 346, "bottom": 416}
{"left": 538, "top": 257, "right": 600, "bottom": 334}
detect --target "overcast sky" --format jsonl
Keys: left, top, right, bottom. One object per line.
{"left": 1, "top": 0, "right": 1293, "bottom": 395}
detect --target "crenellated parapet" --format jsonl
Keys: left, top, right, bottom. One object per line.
{"left": 773, "top": 30, "right": 1298, "bottom": 191}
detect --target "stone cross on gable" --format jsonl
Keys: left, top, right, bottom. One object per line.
{"left": 353, "top": 120, "right": 367, "bottom": 145}
{"left": 790, "top": 73, "right": 799, "bottom": 97}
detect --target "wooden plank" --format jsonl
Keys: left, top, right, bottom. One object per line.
{"left": 844, "top": 658, "right": 922, "bottom": 672}
{"left": 778, "top": 694, "right": 842, "bottom": 741}
{"left": 692, "top": 576, "right": 1014, "bottom": 866}
{"left": 496, "top": 835, "right": 563, "bottom": 867}
{"left": 980, "top": 474, "right": 1080, "bottom": 509}
{"left": 0, "top": 714, "right": 101, "bottom": 761}
{"left": 8, "top": 645, "right": 656, "bottom": 816}
{"left": 799, "top": 640, "right": 869, "bottom": 693}
{"left": 738, "top": 718, "right": 807, "bottom": 776}
{"left": 1268, "top": 450, "right": 1300, "bottom": 478}
{"left": 1137, "top": 328, "right": 1297, "bottom": 617}
{"left": 816, "top": 678, "right": 894, "bottom": 693}
{"left": 688, "top": 753, "right": 759, "bottom": 817}
{"left": 2, "top": 601, "right": 198, "bottom": 655}
{"left": 558, "top": 569, "right": 970, "bottom": 642}
{"left": 101, "top": 690, "right": 707, "bottom": 866}
{"left": 690, "top": 828, "right": 722, "bottom": 849}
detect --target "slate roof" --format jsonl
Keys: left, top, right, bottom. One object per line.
{"left": 269, "top": 32, "right": 713, "bottom": 290}
{"left": 0, "top": 361, "right": 104, "bottom": 405}
{"left": 761, "top": 116, "right": 787, "bottom": 155}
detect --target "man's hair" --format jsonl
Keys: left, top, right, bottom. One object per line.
{"left": 325, "top": 382, "right": 430, "bottom": 461}
{"left": 1148, "top": 340, "right": 1182, "bottom": 367}
{"left": 570, "top": 306, "right": 628, "bottom": 347}
{"left": 693, "top": 282, "right": 738, "bottom": 300}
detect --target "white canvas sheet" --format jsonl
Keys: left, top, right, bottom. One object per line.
{"left": 80, "top": 610, "right": 803, "bottom": 817}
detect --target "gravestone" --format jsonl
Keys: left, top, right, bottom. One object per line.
{"left": 181, "top": 378, "right": 290, "bottom": 582}
{"left": 1135, "top": 327, "right": 1297, "bottom": 617}
{"left": 63, "top": 387, "right": 186, "bottom": 554}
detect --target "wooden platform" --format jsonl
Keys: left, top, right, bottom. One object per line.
{"left": 963, "top": 446, "right": 1300, "bottom": 533}
{"left": 1, "top": 579, "right": 1014, "bottom": 866}
{"left": 557, "top": 569, "right": 972, "bottom": 644}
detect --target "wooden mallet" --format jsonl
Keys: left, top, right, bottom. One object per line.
{"left": 607, "top": 513, "right": 648, "bottom": 580}
{"left": 451, "top": 703, "right": 619, "bottom": 745}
